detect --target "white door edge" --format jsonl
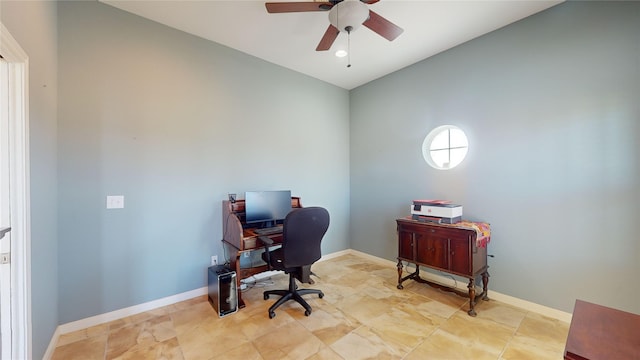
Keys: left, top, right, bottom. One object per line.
{"left": 0, "top": 22, "right": 32, "bottom": 360}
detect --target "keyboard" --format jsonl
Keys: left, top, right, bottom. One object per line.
{"left": 253, "top": 226, "right": 283, "bottom": 236}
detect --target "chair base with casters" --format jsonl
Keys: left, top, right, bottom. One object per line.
{"left": 263, "top": 271, "right": 324, "bottom": 319}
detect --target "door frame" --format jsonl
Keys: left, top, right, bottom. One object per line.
{"left": 0, "top": 22, "right": 32, "bottom": 360}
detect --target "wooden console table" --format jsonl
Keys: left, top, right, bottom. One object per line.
{"left": 564, "top": 299, "right": 640, "bottom": 360}
{"left": 396, "top": 218, "right": 490, "bottom": 316}
{"left": 221, "top": 197, "right": 302, "bottom": 308}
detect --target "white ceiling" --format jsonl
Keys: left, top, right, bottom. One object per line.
{"left": 100, "top": 0, "right": 563, "bottom": 90}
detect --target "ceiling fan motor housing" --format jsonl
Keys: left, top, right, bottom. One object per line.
{"left": 328, "top": 0, "right": 370, "bottom": 33}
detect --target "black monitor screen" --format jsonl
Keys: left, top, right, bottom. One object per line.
{"left": 245, "top": 190, "right": 292, "bottom": 225}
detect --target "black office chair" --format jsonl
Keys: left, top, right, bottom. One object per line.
{"left": 260, "top": 207, "right": 330, "bottom": 319}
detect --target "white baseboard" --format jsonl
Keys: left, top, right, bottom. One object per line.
{"left": 42, "top": 327, "right": 61, "bottom": 360}
{"left": 57, "top": 287, "right": 207, "bottom": 335}
{"left": 46, "top": 248, "right": 571, "bottom": 358}
{"left": 488, "top": 291, "right": 572, "bottom": 323}
{"left": 45, "top": 287, "right": 208, "bottom": 359}
{"left": 319, "top": 249, "right": 351, "bottom": 262}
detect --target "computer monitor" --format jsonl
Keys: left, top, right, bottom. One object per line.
{"left": 244, "top": 190, "right": 292, "bottom": 227}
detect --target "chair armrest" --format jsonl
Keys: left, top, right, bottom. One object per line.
{"left": 259, "top": 236, "right": 274, "bottom": 271}
{"left": 258, "top": 236, "right": 274, "bottom": 246}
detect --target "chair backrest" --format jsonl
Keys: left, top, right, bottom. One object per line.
{"left": 281, "top": 207, "right": 330, "bottom": 268}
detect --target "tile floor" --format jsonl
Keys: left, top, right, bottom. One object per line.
{"left": 52, "top": 254, "right": 570, "bottom": 360}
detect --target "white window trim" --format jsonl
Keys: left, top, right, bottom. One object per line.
{"left": 422, "top": 125, "right": 469, "bottom": 170}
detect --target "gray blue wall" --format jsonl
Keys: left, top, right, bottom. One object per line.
{"left": 1, "top": 1, "right": 59, "bottom": 359}
{"left": 3, "top": 1, "right": 639, "bottom": 357}
{"left": 350, "top": 1, "right": 640, "bottom": 314}
{"left": 57, "top": 1, "right": 351, "bottom": 324}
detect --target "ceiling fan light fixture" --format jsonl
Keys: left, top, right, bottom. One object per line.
{"left": 335, "top": 50, "right": 348, "bottom": 58}
{"left": 328, "top": 0, "right": 369, "bottom": 33}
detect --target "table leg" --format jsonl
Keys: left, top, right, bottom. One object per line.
{"left": 230, "top": 255, "right": 246, "bottom": 308}
{"left": 467, "top": 278, "right": 477, "bottom": 317}
{"left": 396, "top": 259, "right": 404, "bottom": 289}
{"left": 482, "top": 270, "right": 490, "bottom": 301}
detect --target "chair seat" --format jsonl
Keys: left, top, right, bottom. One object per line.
{"left": 261, "top": 248, "right": 296, "bottom": 273}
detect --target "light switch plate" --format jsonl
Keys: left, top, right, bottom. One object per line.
{"left": 106, "top": 195, "right": 124, "bottom": 209}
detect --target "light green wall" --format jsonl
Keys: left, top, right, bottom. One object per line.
{"left": 350, "top": 1, "right": 640, "bottom": 314}
{"left": 1, "top": 1, "right": 58, "bottom": 358}
{"left": 57, "top": 1, "right": 350, "bottom": 323}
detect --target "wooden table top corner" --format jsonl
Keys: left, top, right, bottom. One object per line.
{"left": 564, "top": 299, "right": 640, "bottom": 360}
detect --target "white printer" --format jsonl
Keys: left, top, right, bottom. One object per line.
{"left": 411, "top": 200, "right": 462, "bottom": 224}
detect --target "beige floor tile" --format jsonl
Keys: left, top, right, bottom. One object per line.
{"left": 211, "top": 342, "right": 264, "bottom": 360}
{"left": 500, "top": 333, "right": 565, "bottom": 360}
{"left": 105, "top": 315, "right": 179, "bottom": 359}
{"left": 56, "top": 323, "right": 109, "bottom": 347}
{"left": 108, "top": 337, "right": 184, "bottom": 360}
{"left": 515, "top": 312, "right": 570, "bottom": 349}
{"left": 51, "top": 334, "right": 108, "bottom": 360}
{"left": 52, "top": 254, "right": 570, "bottom": 360}
{"left": 365, "top": 307, "right": 439, "bottom": 355}
{"left": 404, "top": 280, "right": 469, "bottom": 309}
{"left": 252, "top": 321, "right": 326, "bottom": 360}
{"left": 305, "top": 346, "right": 344, "bottom": 360}
{"left": 336, "top": 292, "right": 401, "bottom": 326}
{"left": 311, "top": 282, "right": 361, "bottom": 307}
{"left": 405, "top": 329, "right": 501, "bottom": 360}
{"left": 177, "top": 319, "right": 249, "bottom": 360}
{"left": 237, "top": 299, "right": 297, "bottom": 339}
{"left": 297, "top": 306, "right": 361, "bottom": 346}
{"left": 106, "top": 322, "right": 146, "bottom": 359}
{"left": 476, "top": 300, "right": 527, "bottom": 329}
{"left": 171, "top": 300, "right": 219, "bottom": 336}
{"left": 330, "top": 326, "right": 402, "bottom": 360}
{"left": 437, "top": 310, "right": 516, "bottom": 355}
{"left": 392, "top": 299, "right": 448, "bottom": 327}
{"left": 296, "top": 304, "right": 357, "bottom": 332}
{"left": 403, "top": 294, "right": 462, "bottom": 319}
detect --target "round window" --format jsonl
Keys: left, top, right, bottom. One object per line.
{"left": 422, "top": 125, "right": 468, "bottom": 170}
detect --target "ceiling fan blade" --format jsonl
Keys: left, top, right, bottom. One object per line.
{"left": 361, "top": 0, "right": 380, "bottom": 4}
{"left": 316, "top": 24, "right": 340, "bottom": 51}
{"left": 363, "top": 10, "right": 404, "bottom": 41}
{"left": 265, "top": 2, "right": 332, "bottom": 13}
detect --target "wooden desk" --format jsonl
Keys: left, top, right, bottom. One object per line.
{"left": 396, "top": 218, "right": 490, "bottom": 316}
{"left": 564, "top": 299, "right": 640, "bottom": 360}
{"left": 221, "top": 197, "right": 302, "bottom": 308}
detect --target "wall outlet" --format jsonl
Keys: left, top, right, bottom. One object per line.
{"left": 211, "top": 255, "right": 218, "bottom": 266}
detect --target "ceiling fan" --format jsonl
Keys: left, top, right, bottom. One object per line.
{"left": 265, "top": 0, "right": 404, "bottom": 51}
